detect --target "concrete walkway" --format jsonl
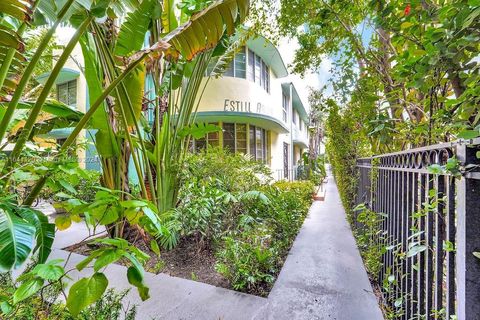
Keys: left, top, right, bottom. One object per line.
{"left": 36, "top": 175, "right": 383, "bottom": 320}
{"left": 258, "top": 176, "right": 384, "bottom": 320}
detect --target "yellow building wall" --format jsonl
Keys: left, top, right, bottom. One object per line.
{"left": 195, "top": 70, "right": 296, "bottom": 177}
{"left": 195, "top": 72, "right": 285, "bottom": 124}
{"left": 294, "top": 145, "right": 301, "bottom": 164}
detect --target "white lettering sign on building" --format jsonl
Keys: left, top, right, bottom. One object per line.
{"left": 223, "top": 99, "right": 267, "bottom": 115}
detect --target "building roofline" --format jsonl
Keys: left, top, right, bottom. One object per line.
{"left": 244, "top": 36, "right": 289, "bottom": 78}
{"left": 281, "top": 82, "right": 308, "bottom": 121}
{"left": 36, "top": 68, "right": 80, "bottom": 85}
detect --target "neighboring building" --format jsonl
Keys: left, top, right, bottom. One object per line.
{"left": 36, "top": 46, "right": 98, "bottom": 170}
{"left": 38, "top": 36, "right": 309, "bottom": 180}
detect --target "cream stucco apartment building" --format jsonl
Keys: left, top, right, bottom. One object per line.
{"left": 39, "top": 36, "right": 309, "bottom": 180}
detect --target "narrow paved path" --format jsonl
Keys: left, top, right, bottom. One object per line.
{"left": 32, "top": 174, "right": 383, "bottom": 319}
{"left": 257, "top": 175, "right": 384, "bottom": 320}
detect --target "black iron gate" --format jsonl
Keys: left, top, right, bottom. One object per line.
{"left": 355, "top": 138, "right": 480, "bottom": 320}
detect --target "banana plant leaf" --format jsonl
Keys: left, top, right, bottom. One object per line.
{"left": 162, "top": 0, "right": 178, "bottom": 33}
{"left": 79, "top": 34, "right": 119, "bottom": 158}
{"left": 163, "top": 0, "right": 249, "bottom": 61}
{"left": 1, "top": 99, "right": 84, "bottom": 142}
{"left": 178, "top": 123, "right": 221, "bottom": 139}
{"left": 111, "top": 63, "right": 146, "bottom": 126}
{"left": 0, "top": 25, "right": 24, "bottom": 51}
{"left": 16, "top": 100, "right": 83, "bottom": 119}
{"left": 0, "top": 202, "right": 35, "bottom": 271}
{"left": 114, "top": 0, "right": 156, "bottom": 57}
{"left": 0, "top": 0, "right": 30, "bottom": 21}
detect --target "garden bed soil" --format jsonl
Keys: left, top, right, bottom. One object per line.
{"left": 66, "top": 233, "right": 274, "bottom": 297}
{"left": 65, "top": 235, "right": 231, "bottom": 289}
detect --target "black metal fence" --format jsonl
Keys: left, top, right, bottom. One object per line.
{"left": 355, "top": 139, "right": 480, "bottom": 320}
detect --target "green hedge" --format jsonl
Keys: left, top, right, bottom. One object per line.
{"left": 215, "top": 180, "right": 314, "bottom": 295}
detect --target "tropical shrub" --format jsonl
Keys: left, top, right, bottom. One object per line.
{"left": 215, "top": 224, "right": 277, "bottom": 292}
{"left": 325, "top": 102, "right": 365, "bottom": 221}
{"left": 270, "top": 181, "right": 315, "bottom": 243}
{"left": 296, "top": 152, "right": 327, "bottom": 185}
{"left": 150, "top": 148, "right": 315, "bottom": 294}
{"left": 40, "top": 165, "right": 101, "bottom": 204}
{"left": 215, "top": 179, "right": 314, "bottom": 294}
{"left": 353, "top": 203, "right": 385, "bottom": 277}
{"left": 175, "top": 177, "right": 232, "bottom": 245}
{"left": 162, "top": 148, "right": 271, "bottom": 248}
{"left": 181, "top": 147, "right": 271, "bottom": 193}
{"left": 0, "top": 271, "right": 137, "bottom": 319}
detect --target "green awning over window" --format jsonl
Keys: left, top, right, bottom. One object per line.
{"left": 194, "top": 111, "right": 289, "bottom": 133}
{"left": 36, "top": 68, "right": 80, "bottom": 85}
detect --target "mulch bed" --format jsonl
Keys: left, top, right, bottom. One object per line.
{"left": 65, "top": 232, "right": 231, "bottom": 290}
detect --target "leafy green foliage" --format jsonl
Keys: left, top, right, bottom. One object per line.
{"left": 76, "top": 237, "right": 150, "bottom": 301}
{"left": 13, "top": 277, "right": 44, "bottom": 304}
{"left": 114, "top": 0, "right": 156, "bottom": 57}
{"left": 215, "top": 176, "right": 314, "bottom": 294}
{"left": 0, "top": 200, "right": 38, "bottom": 271}
{"left": 296, "top": 151, "right": 326, "bottom": 185}
{"left": 325, "top": 102, "right": 364, "bottom": 220}
{"left": 353, "top": 203, "right": 384, "bottom": 276}
{"left": 146, "top": 148, "right": 315, "bottom": 294}
{"left": 0, "top": 216, "right": 32, "bottom": 271}
{"left": 66, "top": 273, "right": 109, "bottom": 316}
{"left": 73, "top": 288, "right": 137, "bottom": 320}
{"left": 0, "top": 270, "right": 137, "bottom": 319}
{"left": 175, "top": 178, "right": 234, "bottom": 244}
{"left": 160, "top": 148, "right": 270, "bottom": 249}
{"left": 253, "top": 0, "right": 480, "bottom": 151}
{"left": 216, "top": 225, "right": 276, "bottom": 291}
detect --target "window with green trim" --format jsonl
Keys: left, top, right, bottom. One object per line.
{"left": 57, "top": 80, "right": 77, "bottom": 107}
{"left": 208, "top": 47, "right": 270, "bottom": 93}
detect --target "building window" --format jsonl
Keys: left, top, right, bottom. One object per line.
{"left": 247, "top": 49, "right": 270, "bottom": 93}
{"left": 192, "top": 123, "right": 268, "bottom": 163}
{"left": 249, "top": 125, "right": 267, "bottom": 163}
{"left": 299, "top": 119, "right": 303, "bottom": 131}
{"left": 195, "top": 138, "right": 207, "bottom": 152}
{"left": 234, "top": 50, "right": 246, "bottom": 79}
{"left": 210, "top": 48, "right": 270, "bottom": 93}
{"left": 247, "top": 49, "right": 255, "bottom": 82}
{"left": 56, "top": 138, "right": 67, "bottom": 146}
{"left": 261, "top": 61, "right": 270, "bottom": 93}
{"left": 193, "top": 123, "right": 219, "bottom": 151}
{"left": 57, "top": 80, "right": 77, "bottom": 107}
{"left": 249, "top": 125, "right": 255, "bottom": 156}
{"left": 223, "top": 123, "right": 235, "bottom": 152}
{"left": 282, "top": 94, "right": 288, "bottom": 122}
{"left": 216, "top": 47, "right": 247, "bottom": 79}
{"left": 292, "top": 109, "right": 296, "bottom": 124}
{"left": 254, "top": 55, "right": 261, "bottom": 84}
{"left": 207, "top": 130, "right": 219, "bottom": 147}
{"left": 236, "top": 123, "right": 247, "bottom": 154}
{"left": 224, "top": 62, "right": 234, "bottom": 77}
